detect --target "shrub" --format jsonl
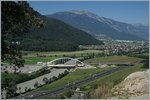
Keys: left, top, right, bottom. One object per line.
{"left": 34, "top": 81, "right": 39, "bottom": 88}
{"left": 89, "top": 83, "right": 113, "bottom": 99}
{"left": 43, "top": 77, "right": 49, "bottom": 84}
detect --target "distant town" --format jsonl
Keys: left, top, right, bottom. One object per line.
{"left": 80, "top": 39, "right": 148, "bottom": 55}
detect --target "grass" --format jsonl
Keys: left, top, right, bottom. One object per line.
{"left": 30, "top": 63, "right": 146, "bottom": 99}
{"left": 25, "top": 55, "right": 145, "bottom": 94}
{"left": 2, "top": 73, "right": 27, "bottom": 88}
{"left": 81, "top": 63, "right": 146, "bottom": 92}
{"left": 84, "top": 55, "right": 144, "bottom": 63}
{"left": 135, "top": 52, "right": 149, "bottom": 57}
{"left": 89, "top": 83, "right": 113, "bottom": 99}
{"left": 29, "top": 67, "right": 111, "bottom": 93}
{"left": 23, "top": 50, "right": 103, "bottom": 64}
{"left": 23, "top": 50, "right": 103, "bottom": 57}
{"left": 1, "top": 73, "right": 20, "bottom": 85}
{"left": 23, "top": 52, "right": 144, "bottom": 65}
{"left": 23, "top": 56, "right": 57, "bottom": 64}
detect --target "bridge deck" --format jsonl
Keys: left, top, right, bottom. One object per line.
{"left": 47, "top": 64, "right": 84, "bottom": 67}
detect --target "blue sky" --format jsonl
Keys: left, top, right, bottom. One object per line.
{"left": 29, "top": 1, "right": 149, "bottom": 25}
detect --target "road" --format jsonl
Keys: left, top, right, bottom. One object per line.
{"left": 14, "top": 65, "right": 131, "bottom": 99}
{"left": 16, "top": 69, "right": 67, "bottom": 93}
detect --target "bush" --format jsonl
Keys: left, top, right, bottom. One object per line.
{"left": 43, "top": 77, "right": 49, "bottom": 84}
{"left": 34, "top": 81, "right": 39, "bottom": 88}
{"left": 52, "top": 76, "right": 57, "bottom": 81}
{"left": 58, "top": 90, "right": 74, "bottom": 98}
{"left": 143, "top": 59, "right": 149, "bottom": 69}
{"left": 89, "top": 83, "right": 113, "bottom": 99}
{"left": 23, "top": 53, "right": 28, "bottom": 56}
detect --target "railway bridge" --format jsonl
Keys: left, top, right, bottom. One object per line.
{"left": 47, "top": 57, "right": 84, "bottom": 68}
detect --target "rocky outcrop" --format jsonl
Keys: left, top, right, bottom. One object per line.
{"left": 111, "top": 70, "right": 149, "bottom": 99}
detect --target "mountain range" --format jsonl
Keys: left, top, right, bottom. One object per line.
{"left": 21, "top": 10, "right": 148, "bottom": 51}
{"left": 49, "top": 10, "right": 149, "bottom": 41}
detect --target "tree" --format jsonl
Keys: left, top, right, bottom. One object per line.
{"left": 7, "top": 82, "right": 17, "bottom": 97}
{"left": 143, "top": 59, "right": 149, "bottom": 69}
{"left": 42, "top": 77, "right": 49, "bottom": 84}
{"left": 18, "top": 87, "right": 21, "bottom": 94}
{"left": 1, "top": 1, "right": 44, "bottom": 70}
{"left": 63, "top": 54, "right": 66, "bottom": 57}
{"left": 34, "top": 81, "right": 39, "bottom": 88}
{"left": 25, "top": 87, "right": 28, "bottom": 92}
{"left": 64, "top": 90, "right": 74, "bottom": 98}
{"left": 49, "top": 78, "right": 52, "bottom": 84}
{"left": 81, "top": 53, "right": 84, "bottom": 57}
{"left": 52, "top": 76, "right": 57, "bottom": 81}
{"left": 64, "top": 70, "right": 69, "bottom": 75}
{"left": 58, "top": 73, "right": 63, "bottom": 78}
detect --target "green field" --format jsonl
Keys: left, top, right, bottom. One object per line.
{"left": 25, "top": 55, "right": 145, "bottom": 92}
{"left": 23, "top": 56, "right": 57, "bottom": 64}
{"left": 84, "top": 55, "right": 144, "bottom": 63}
{"left": 20, "top": 55, "right": 147, "bottom": 98}
{"left": 29, "top": 67, "right": 111, "bottom": 93}
{"left": 81, "top": 63, "right": 146, "bottom": 91}
{"left": 31, "top": 63, "right": 146, "bottom": 99}
{"left": 23, "top": 50, "right": 103, "bottom": 57}
{"left": 23, "top": 50, "right": 103, "bottom": 64}
{"left": 40, "top": 63, "right": 146, "bottom": 99}
{"left": 23, "top": 52, "right": 144, "bottom": 65}
{"left": 135, "top": 52, "right": 149, "bottom": 57}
